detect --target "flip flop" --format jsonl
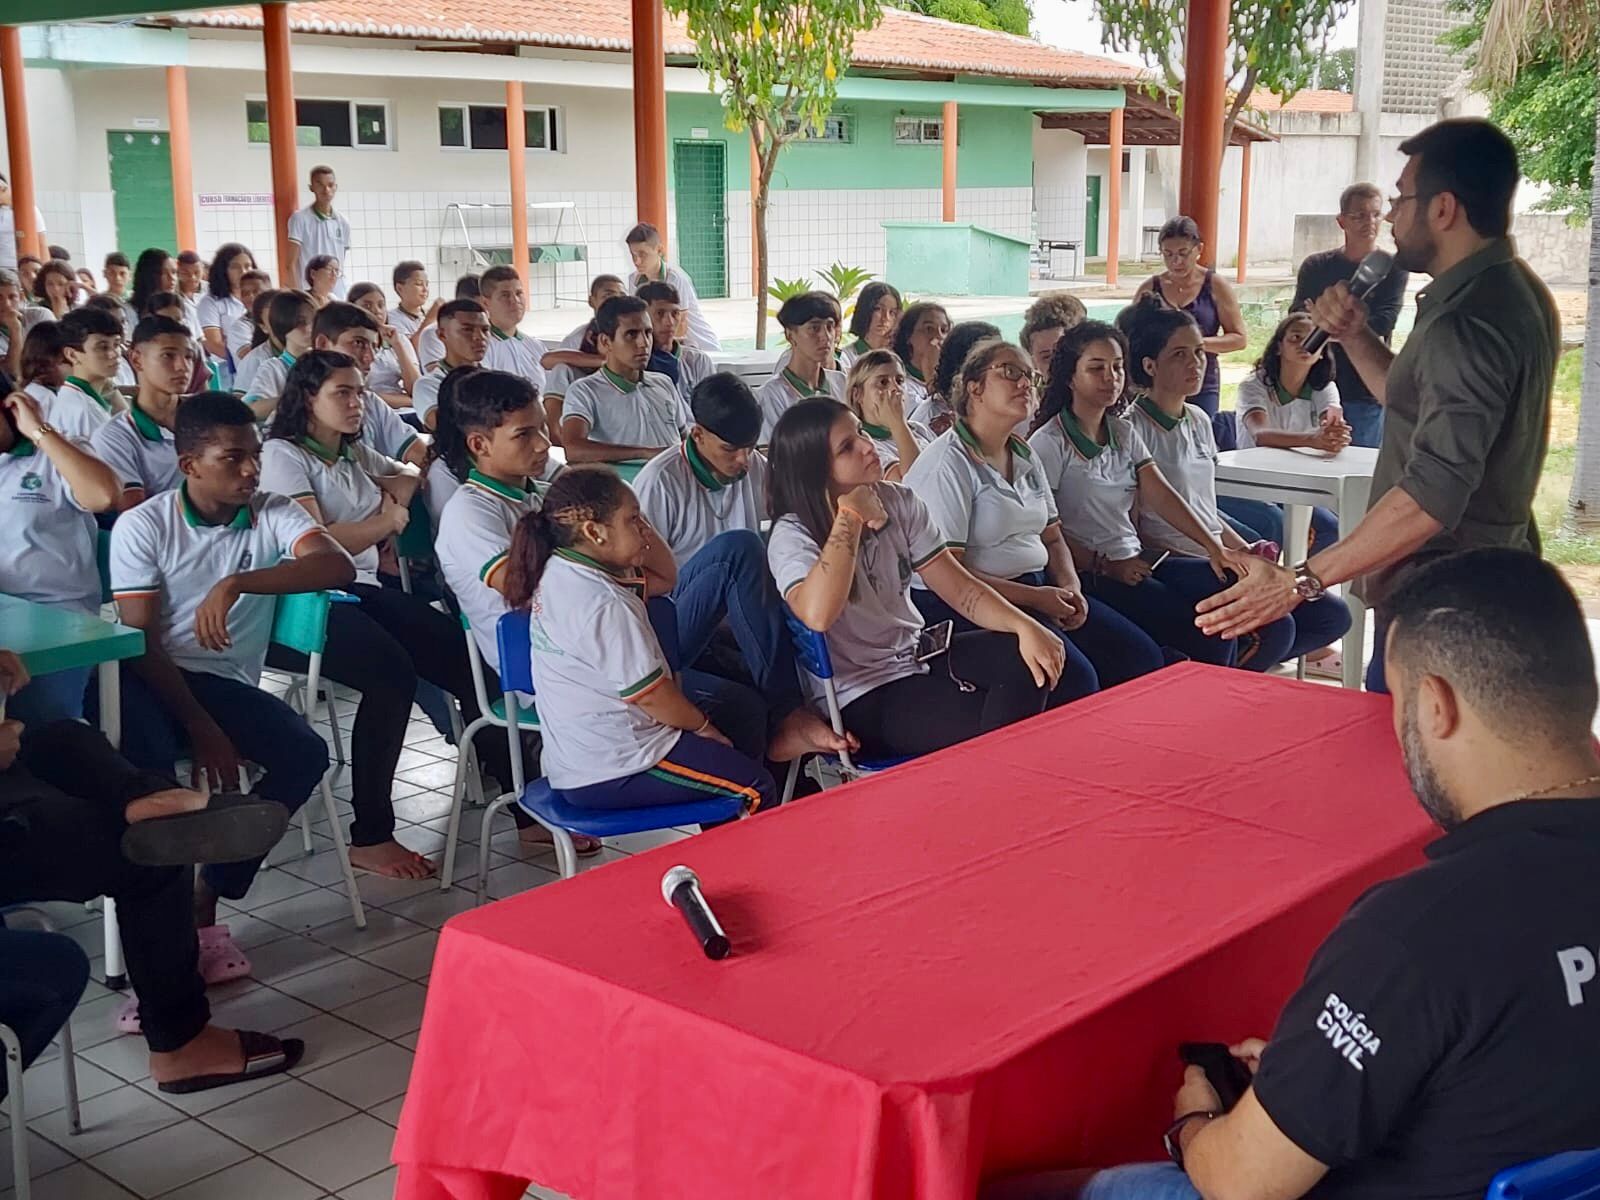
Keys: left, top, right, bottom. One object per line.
{"left": 197, "top": 924, "right": 252, "bottom": 985}
{"left": 115, "top": 994, "right": 141, "bottom": 1036}
{"left": 121, "top": 793, "right": 289, "bottom": 868}
{"left": 519, "top": 829, "right": 603, "bottom": 857}
{"left": 157, "top": 1030, "right": 305, "bottom": 1095}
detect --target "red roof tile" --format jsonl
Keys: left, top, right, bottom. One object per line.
{"left": 1247, "top": 88, "right": 1355, "bottom": 113}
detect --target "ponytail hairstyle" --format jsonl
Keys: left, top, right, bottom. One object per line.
{"left": 504, "top": 466, "right": 633, "bottom": 607}
{"left": 1116, "top": 294, "right": 1199, "bottom": 389}
{"left": 932, "top": 320, "right": 1001, "bottom": 404}
{"left": 267, "top": 350, "right": 358, "bottom": 446}
{"left": 1037, "top": 320, "right": 1129, "bottom": 429}
{"left": 1255, "top": 312, "right": 1334, "bottom": 392}
{"left": 247, "top": 288, "right": 282, "bottom": 350}
{"left": 431, "top": 367, "right": 542, "bottom": 482}
{"left": 265, "top": 289, "right": 315, "bottom": 352}
{"left": 953, "top": 338, "right": 1022, "bottom": 419}
{"left": 768, "top": 396, "right": 853, "bottom": 547}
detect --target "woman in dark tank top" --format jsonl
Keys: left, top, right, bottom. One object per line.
{"left": 1135, "top": 216, "right": 1248, "bottom": 417}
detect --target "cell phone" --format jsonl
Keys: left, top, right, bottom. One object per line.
{"left": 915, "top": 619, "right": 953, "bottom": 663}
{"left": 1179, "top": 1042, "right": 1254, "bottom": 1112}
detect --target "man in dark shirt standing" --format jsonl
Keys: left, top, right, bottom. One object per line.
{"left": 1291, "top": 183, "right": 1410, "bottom": 448}
{"left": 986, "top": 549, "right": 1600, "bottom": 1200}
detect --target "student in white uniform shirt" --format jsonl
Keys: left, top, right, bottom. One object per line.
{"left": 477, "top": 265, "right": 546, "bottom": 398}
{"left": 387, "top": 260, "right": 438, "bottom": 354}
{"left": 842, "top": 349, "right": 933, "bottom": 480}
{"left": 139, "top": 290, "right": 213, "bottom": 395}
{"left": 107, "top": 393, "right": 355, "bottom": 956}
{"left": 230, "top": 285, "right": 278, "bottom": 398}
{"left": 31, "top": 260, "right": 77, "bottom": 321}
{"left": 1119, "top": 301, "right": 1351, "bottom": 676}
{"left": 754, "top": 292, "right": 847, "bottom": 443}
{"left": 175, "top": 250, "right": 206, "bottom": 340}
{"left": 19, "top": 321, "right": 66, "bottom": 415}
{"left": 767, "top": 397, "right": 1065, "bottom": 760}
{"left": 414, "top": 273, "right": 479, "bottom": 370}
{"left": 918, "top": 321, "right": 1002, "bottom": 441}
{"left": 84, "top": 293, "right": 139, "bottom": 392}
{"left": 839, "top": 281, "right": 901, "bottom": 371}
{"left": 310, "top": 302, "right": 429, "bottom": 467}
{"left": 257, "top": 351, "right": 483, "bottom": 879}
{"left": 904, "top": 337, "right": 1165, "bottom": 701}
{"left": 0, "top": 386, "right": 121, "bottom": 725}
{"left": 129, "top": 250, "right": 177, "bottom": 332}
{"left": 195, "top": 243, "right": 256, "bottom": 386}
{"left": 303, "top": 256, "right": 341, "bottom": 310}
{"left": 0, "top": 267, "right": 47, "bottom": 379}
{"left": 52, "top": 306, "right": 125, "bottom": 436}
{"left": 94, "top": 316, "right": 196, "bottom": 510}
{"left": 540, "top": 273, "right": 627, "bottom": 443}
{"left": 637, "top": 280, "right": 714, "bottom": 403}
{"left": 411, "top": 298, "right": 490, "bottom": 430}
{"left": 559, "top": 295, "right": 687, "bottom": 464}
{"left": 625, "top": 222, "right": 721, "bottom": 352}
{"left": 240, "top": 290, "right": 315, "bottom": 424}
{"left": 226, "top": 270, "right": 272, "bottom": 369}
{"left": 1019, "top": 291, "right": 1087, "bottom": 384}
{"left": 102, "top": 253, "right": 132, "bottom": 310}
{"left": 892, "top": 301, "right": 951, "bottom": 425}
{"left": 503, "top": 465, "right": 778, "bottom": 813}
{"left": 284, "top": 166, "right": 351, "bottom": 301}
{"left": 348, "top": 282, "right": 419, "bottom": 406}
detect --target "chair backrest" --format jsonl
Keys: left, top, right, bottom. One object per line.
{"left": 460, "top": 612, "right": 497, "bottom": 719}
{"left": 495, "top": 609, "right": 534, "bottom": 695}
{"left": 393, "top": 493, "right": 434, "bottom": 559}
{"left": 97, "top": 528, "right": 113, "bottom": 605}
{"left": 270, "top": 591, "right": 333, "bottom": 657}
{"left": 1486, "top": 1150, "right": 1600, "bottom": 1200}
{"left": 782, "top": 608, "right": 834, "bottom": 681}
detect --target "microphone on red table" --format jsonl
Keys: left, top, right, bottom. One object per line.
{"left": 1302, "top": 249, "right": 1394, "bottom": 357}
{"left": 662, "top": 865, "right": 730, "bottom": 960}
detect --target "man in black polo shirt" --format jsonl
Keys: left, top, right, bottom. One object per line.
{"left": 986, "top": 548, "right": 1600, "bottom": 1200}
{"left": 1291, "top": 183, "right": 1410, "bottom": 448}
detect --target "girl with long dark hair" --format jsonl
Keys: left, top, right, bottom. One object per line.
{"left": 197, "top": 242, "right": 255, "bottom": 374}
{"left": 840, "top": 281, "right": 902, "bottom": 370}
{"left": 891, "top": 301, "right": 950, "bottom": 418}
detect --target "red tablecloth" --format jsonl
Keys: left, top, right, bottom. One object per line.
{"left": 394, "top": 664, "right": 1433, "bottom": 1200}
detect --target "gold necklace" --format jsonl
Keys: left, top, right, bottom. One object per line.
{"left": 1515, "top": 772, "right": 1600, "bottom": 803}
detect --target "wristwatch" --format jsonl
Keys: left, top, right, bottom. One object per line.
{"left": 1292, "top": 560, "right": 1327, "bottom": 602}
{"left": 1163, "top": 1110, "right": 1219, "bottom": 1170}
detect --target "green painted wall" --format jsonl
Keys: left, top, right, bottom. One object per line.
{"left": 665, "top": 93, "right": 1034, "bottom": 192}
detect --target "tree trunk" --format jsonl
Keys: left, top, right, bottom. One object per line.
{"left": 753, "top": 131, "right": 772, "bottom": 350}
{"left": 1220, "top": 64, "right": 1258, "bottom": 157}
{"left": 1564, "top": 94, "right": 1600, "bottom": 532}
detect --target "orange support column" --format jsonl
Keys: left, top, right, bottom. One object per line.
{"left": 166, "top": 66, "right": 197, "bottom": 252}
{"left": 631, "top": 0, "right": 668, "bottom": 241}
{"left": 261, "top": 3, "right": 299, "bottom": 286}
{"left": 941, "top": 100, "right": 957, "bottom": 222}
{"left": 1177, "top": 0, "right": 1229, "bottom": 264}
{"left": 506, "top": 79, "right": 530, "bottom": 290}
{"left": 1235, "top": 140, "right": 1252, "bottom": 283}
{"left": 0, "top": 27, "right": 41, "bottom": 261}
{"left": 1106, "top": 106, "right": 1124, "bottom": 287}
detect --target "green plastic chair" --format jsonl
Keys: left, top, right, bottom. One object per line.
{"left": 393, "top": 493, "right": 434, "bottom": 594}
{"left": 612, "top": 459, "right": 648, "bottom": 484}
{"left": 270, "top": 591, "right": 367, "bottom": 929}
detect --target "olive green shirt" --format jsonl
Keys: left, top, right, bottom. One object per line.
{"left": 1361, "top": 237, "right": 1559, "bottom": 607}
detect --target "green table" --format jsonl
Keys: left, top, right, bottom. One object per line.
{"left": 613, "top": 460, "right": 648, "bottom": 484}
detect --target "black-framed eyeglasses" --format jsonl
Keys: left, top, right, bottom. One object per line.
{"left": 987, "top": 362, "right": 1041, "bottom": 387}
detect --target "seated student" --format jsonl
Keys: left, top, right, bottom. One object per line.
{"left": 240, "top": 289, "right": 316, "bottom": 424}
{"left": 19, "top": 320, "right": 66, "bottom": 410}
{"left": 138, "top": 290, "right": 212, "bottom": 394}
{"left": 914, "top": 321, "right": 1002, "bottom": 437}
{"left": 128, "top": 248, "right": 175, "bottom": 333}
{"left": 106, "top": 393, "right": 354, "bottom": 962}
{"left": 349, "top": 281, "right": 420, "bottom": 406}
{"left": 842, "top": 349, "right": 932, "bottom": 481}
{"left": 988, "top": 550, "right": 1600, "bottom": 1200}
{"left": 839, "top": 281, "right": 902, "bottom": 371}
{"left": 0, "top": 267, "right": 47, "bottom": 380}
{"left": 411, "top": 298, "right": 490, "bottom": 431}
{"left": 638, "top": 280, "right": 714, "bottom": 403}
{"left": 258, "top": 351, "right": 485, "bottom": 878}
{"left": 893, "top": 301, "right": 951, "bottom": 420}
{"left": 1030, "top": 322, "right": 1339, "bottom": 671}
{"left": 33, "top": 259, "right": 79, "bottom": 320}
{"left": 102, "top": 251, "right": 132, "bottom": 310}
{"left": 304, "top": 254, "right": 341, "bottom": 309}
{"left": 415, "top": 272, "right": 479, "bottom": 369}
{"left": 1019, "top": 291, "right": 1087, "bottom": 383}
{"left": 93, "top": 316, "right": 196, "bottom": 510}
{"left": 541, "top": 274, "right": 628, "bottom": 443}
{"left": 231, "top": 286, "right": 280, "bottom": 398}
{"left": 904, "top": 338, "right": 1165, "bottom": 698}
{"left": 560, "top": 295, "right": 688, "bottom": 464}
{"left": 0, "top": 387, "right": 121, "bottom": 725}
{"left": 195, "top": 243, "right": 256, "bottom": 385}
{"left": 226, "top": 269, "right": 272, "bottom": 370}
{"left": 754, "top": 292, "right": 847, "bottom": 443}
{"left": 625, "top": 221, "right": 721, "bottom": 351}
{"left": 503, "top": 466, "right": 777, "bottom": 813}
{"left": 52, "top": 305, "right": 127, "bottom": 436}
{"left": 16, "top": 254, "right": 42, "bottom": 297}
{"left": 477, "top": 264, "right": 547, "bottom": 398}
{"left": 175, "top": 249, "right": 206, "bottom": 339}
{"left": 311, "top": 301, "right": 429, "bottom": 467}
{"left": 84, "top": 293, "right": 139, "bottom": 391}
{"left": 767, "top": 397, "right": 1065, "bottom": 759}
{"left": 387, "top": 259, "right": 439, "bottom": 352}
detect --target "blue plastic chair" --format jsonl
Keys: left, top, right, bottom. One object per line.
{"left": 780, "top": 609, "right": 912, "bottom": 802}
{"left": 473, "top": 607, "right": 744, "bottom": 903}
{"left": 1486, "top": 1150, "right": 1600, "bottom": 1199}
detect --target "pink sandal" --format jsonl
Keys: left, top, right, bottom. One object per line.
{"left": 197, "top": 924, "right": 252, "bottom": 985}
{"left": 115, "top": 994, "right": 142, "bottom": 1036}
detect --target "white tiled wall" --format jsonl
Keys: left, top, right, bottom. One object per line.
{"left": 1034, "top": 185, "right": 1089, "bottom": 247}
{"left": 37, "top": 189, "right": 85, "bottom": 262}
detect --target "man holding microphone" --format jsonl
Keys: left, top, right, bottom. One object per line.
{"left": 1195, "top": 118, "right": 1560, "bottom": 691}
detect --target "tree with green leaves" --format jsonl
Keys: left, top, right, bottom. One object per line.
{"left": 1091, "top": 0, "right": 1356, "bottom": 147}
{"left": 901, "top": 0, "right": 1031, "bottom": 36}
{"left": 664, "top": 0, "right": 883, "bottom": 347}
{"left": 1316, "top": 46, "right": 1356, "bottom": 92}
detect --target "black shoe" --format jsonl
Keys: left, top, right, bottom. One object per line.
{"left": 120, "top": 793, "right": 289, "bottom": 867}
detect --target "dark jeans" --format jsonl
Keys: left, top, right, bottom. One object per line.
{"left": 1087, "top": 557, "right": 1295, "bottom": 669}
{"left": 1214, "top": 499, "right": 1340, "bottom": 552}
{"left": 556, "top": 729, "right": 777, "bottom": 815}
{"left": 1343, "top": 398, "right": 1384, "bottom": 449}
{"left": 1367, "top": 609, "right": 1391, "bottom": 693}
{"left": 265, "top": 582, "right": 492, "bottom": 846}
{"left": 109, "top": 669, "right": 325, "bottom": 901}
{"left": 0, "top": 929, "right": 88, "bottom": 1098}
{"left": 840, "top": 629, "right": 1048, "bottom": 759}
{"left": 0, "top": 721, "right": 209, "bottom": 1054}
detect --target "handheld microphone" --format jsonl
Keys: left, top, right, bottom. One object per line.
{"left": 1303, "top": 249, "right": 1394, "bottom": 357}
{"left": 661, "top": 865, "right": 730, "bottom": 960}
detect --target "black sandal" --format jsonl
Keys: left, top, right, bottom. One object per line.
{"left": 121, "top": 793, "right": 289, "bottom": 868}
{"left": 156, "top": 1030, "right": 305, "bottom": 1095}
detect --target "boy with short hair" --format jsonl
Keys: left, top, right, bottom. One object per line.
{"left": 93, "top": 315, "right": 197, "bottom": 509}
{"left": 637, "top": 280, "right": 713, "bottom": 403}
{"left": 388, "top": 260, "right": 438, "bottom": 352}
{"left": 559, "top": 295, "right": 687, "bottom": 464}
{"left": 416, "top": 273, "right": 479, "bottom": 369}
{"left": 54, "top": 306, "right": 127, "bottom": 437}
{"left": 103, "top": 252, "right": 131, "bottom": 298}
{"left": 176, "top": 249, "right": 206, "bottom": 338}
{"left": 285, "top": 166, "right": 350, "bottom": 299}
{"left": 312, "top": 301, "right": 429, "bottom": 466}
{"left": 625, "top": 222, "right": 721, "bottom": 351}
{"left": 411, "top": 299, "right": 490, "bottom": 430}
{"left": 109, "top": 392, "right": 355, "bottom": 946}
{"left": 477, "top": 265, "right": 546, "bottom": 396}
{"left": 539, "top": 273, "right": 627, "bottom": 443}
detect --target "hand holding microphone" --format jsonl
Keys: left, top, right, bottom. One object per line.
{"left": 662, "top": 865, "right": 730, "bottom": 960}
{"left": 1305, "top": 250, "right": 1394, "bottom": 355}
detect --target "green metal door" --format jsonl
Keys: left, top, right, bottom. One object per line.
{"left": 672, "top": 140, "right": 727, "bottom": 300}
{"left": 107, "top": 130, "right": 177, "bottom": 254}
{"left": 1084, "top": 175, "right": 1101, "bottom": 259}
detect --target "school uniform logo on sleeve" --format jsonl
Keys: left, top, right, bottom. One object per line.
{"left": 1316, "top": 992, "right": 1383, "bottom": 1071}
{"left": 238, "top": 550, "right": 253, "bottom": 571}
{"left": 19, "top": 472, "right": 41, "bottom": 492}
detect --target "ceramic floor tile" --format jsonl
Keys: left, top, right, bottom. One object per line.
{"left": 341, "top": 871, "right": 438, "bottom": 910}
{"left": 299, "top": 1043, "right": 414, "bottom": 1110}
{"left": 3, "top": 1057, "right": 124, "bottom": 1120}
{"left": 238, "top": 935, "right": 352, "bottom": 986}
{"left": 274, "top": 1014, "right": 384, "bottom": 1077}
{"left": 34, "top": 1084, "right": 184, "bottom": 1158}
{"left": 373, "top": 888, "right": 477, "bottom": 930}
{"left": 366, "top": 1095, "right": 405, "bottom": 1127}
{"left": 227, "top": 869, "right": 320, "bottom": 912}
{"left": 207, "top": 986, "right": 319, "bottom": 1035}
{"left": 154, "top": 1155, "right": 323, "bottom": 1200}
{"left": 485, "top": 859, "right": 561, "bottom": 900}
{"left": 393, "top": 761, "right": 459, "bottom": 791}
{"left": 248, "top": 888, "right": 365, "bottom": 934}
{"left": 264, "top": 1113, "right": 397, "bottom": 1193}
{"left": 275, "top": 848, "right": 356, "bottom": 888}
{"left": 200, "top": 1078, "right": 357, "bottom": 1151}
{"left": 331, "top": 981, "right": 427, "bottom": 1041}
{"left": 68, "top": 992, "right": 139, "bottom": 1051}
{"left": 357, "top": 931, "right": 438, "bottom": 980}
{"left": 336, "top": 1164, "right": 398, "bottom": 1200}
{"left": 0, "top": 1162, "right": 138, "bottom": 1200}
{"left": 309, "top": 909, "right": 426, "bottom": 954}
{"left": 132, "top": 1069, "right": 291, "bottom": 1119}
{"left": 87, "top": 1121, "right": 250, "bottom": 1199}
{"left": 78, "top": 1034, "right": 152, "bottom": 1085}
{"left": 220, "top": 914, "right": 298, "bottom": 952}
{"left": 0, "top": 1130, "right": 74, "bottom": 1188}
{"left": 273, "top": 960, "right": 406, "bottom": 1011}
{"left": 391, "top": 791, "right": 456, "bottom": 825}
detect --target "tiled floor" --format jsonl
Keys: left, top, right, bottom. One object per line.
{"left": 1, "top": 677, "right": 680, "bottom": 1200}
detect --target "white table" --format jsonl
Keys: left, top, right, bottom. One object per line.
{"left": 1214, "top": 446, "right": 1379, "bottom": 690}
{"left": 710, "top": 349, "right": 781, "bottom": 391}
